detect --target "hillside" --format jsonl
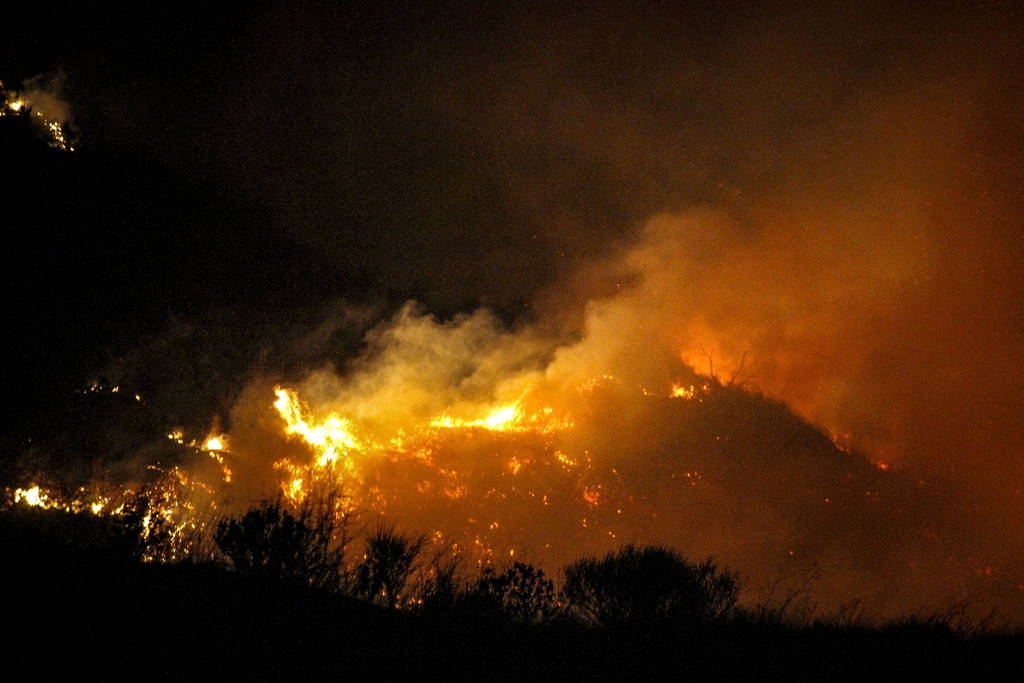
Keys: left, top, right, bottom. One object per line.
{"left": 5, "top": 504, "right": 1022, "bottom": 681}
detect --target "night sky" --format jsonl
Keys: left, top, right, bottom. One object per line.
{"left": 4, "top": 0, "right": 1024, "bottom": 618}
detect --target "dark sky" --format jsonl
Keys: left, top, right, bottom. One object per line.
{"left": 12, "top": 0, "right": 1018, "bottom": 313}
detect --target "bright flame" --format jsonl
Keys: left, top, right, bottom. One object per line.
{"left": 429, "top": 393, "right": 572, "bottom": 434}
{"left": 14, "top": 485, "right": 47, "bottom": 507}
{"left": 274, "top": 387, "right": 363, "bottom": 469}
{"left": 670, "top": 383, "right": 696, "bottom": 399}
{"left": 7, "top": 466, "right": 225, "bottom": 562}
{"left": 259, "top": 379, "right": 602, "bottom": 566}
{"left": 430, "top": 400, "right": 522, "bottom": 431}
{"left": 481, "top": 402, "right": 519, "bottom": 430}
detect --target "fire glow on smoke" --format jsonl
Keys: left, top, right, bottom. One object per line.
{"left": 8, "top": 370, "right": 704, "bottom": 565}
{"left": 6, "top": 210, "right": 1023, "bottom": 618}
{"left": 7, "top": 296, "right": 1011, "bottom": 621}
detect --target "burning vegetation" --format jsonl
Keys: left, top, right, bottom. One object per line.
{"left": 5, "top": 300, "right": 1016, "bottom": 622}
{"left": 1, "top": 80, "right": 74, "bottom": 151}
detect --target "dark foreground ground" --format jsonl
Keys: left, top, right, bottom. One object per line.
{"left": 4, "top": 507, "right": 1022, "bottom": 682}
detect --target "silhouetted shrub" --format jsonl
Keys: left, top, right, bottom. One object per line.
{"left": 468, "top": 561, "right": 559, "bottom": 623}
{"left": 354, "top": 523, "right": 426, "bottom": 608}
{"left": 215, "top": 495, "right": 346, "bottom": 590}
{"left": 416, "top": 545, "right": 463, "bottom": 612}
{"left": 562, "top": 544, "right": 738, "bottom": 627}
{"left": 118, "top": 492, "right": 173, "bottom": 561}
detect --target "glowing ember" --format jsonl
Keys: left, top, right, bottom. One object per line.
{"left": 670, "top": 383, "right": 696, "bottom": 399}
{"left": 14, "top": 485, "right": 49, "bottom": 508}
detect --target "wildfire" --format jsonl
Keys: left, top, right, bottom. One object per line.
{"left": 260, "top": 381, "right": 622, "bottom": 565}
{"left": 14, "top": 485, "right": 51, "bottom": 508}
{"left": 272, "top": 384, "right": 573, "bottom": 479}
{"left": 1, "top": 85, "right": 74, "bottom": 150}
{"left": 3, "top": 342, "right": 955, "bottom": 608}
{"left": 670, "top": 383, "right": 696, "bottom": 399}
{"left": 669, "top": 382, "right": 710, "bottom": 400}
{"left": 428, "top": 395, "right": 573, "bottom": 434}
{"left": 7, "top": 422, "right": 235, "bottom": 561}
{"left": 10, "top": 484, "right": 113, "bottom": 516}
{"left": 274, "top": 387, "right": 365, "bottom": 471}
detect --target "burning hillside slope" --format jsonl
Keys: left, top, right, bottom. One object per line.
{"left": 8, "top": 296, "right": 1018, "bottom": 621}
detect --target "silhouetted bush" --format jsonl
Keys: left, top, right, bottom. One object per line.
{"left": 468, "top": 561, "right": 559, "bottom": 623}
{"left": 4, "top": 504, "right": 1023, "bottom": 680}
{"left": 416, "top": 545, "right": 462, "bottom": 612}
{"left": 562, "top": 544, "right": 739, "bottom": 627}
{"left": 354, "top": 523, "right": 426, "bottom": 608}
{"left": 118, "top": 492, "right": 173, "bottom": 560}
{"left": 215, "top": 495, "right": 346, "bottom": 590}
